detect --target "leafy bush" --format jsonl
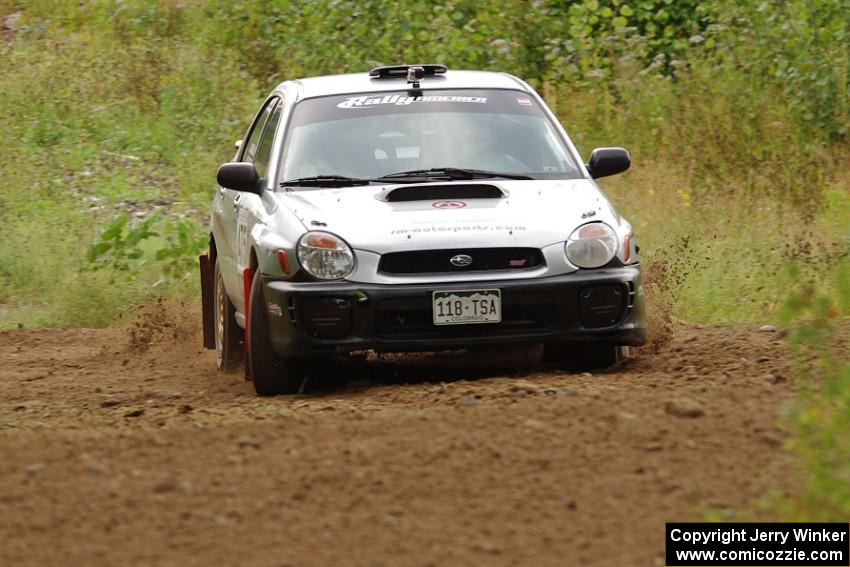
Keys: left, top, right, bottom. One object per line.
{"left": 85, "top": 215, "right": 158, "bottom": 278}
{"left": 709, "top": 0, "right": 850, "bottom": 142}
{"left": 86, "top": 214, "right": 207, "bottom": 284}
{"left": 154, "top": 217, "right": 209, "bottom": 283}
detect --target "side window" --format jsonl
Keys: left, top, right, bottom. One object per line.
{"left": 253, "top": 103, "right": 282, "bottom": 178}
{"left": 241, "top": 97, "right": 278, "bottom": 163}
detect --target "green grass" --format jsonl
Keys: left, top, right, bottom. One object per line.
{"left": 0, "top": 0, "right": 847, "bottom": 330}
{"left": 0, "top": 4, "right": 258, "bottom": 326}
{"left": 772, "top": 274, "right": 850, "bottom": 521}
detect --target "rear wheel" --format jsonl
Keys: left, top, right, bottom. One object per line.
{"left": 542, "top": 342, "right": 629, "bottom": 371}
{"left": 214, "top": 259, "right": 244, "bottom": 372}
{"left": 248, "top": 270, "right": 305, "bottom": 396}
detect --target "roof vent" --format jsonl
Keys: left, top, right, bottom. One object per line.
{"left": 369, "top": 64, "right": 448, "bottom": 85}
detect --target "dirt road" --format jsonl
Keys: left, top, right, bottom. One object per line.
{"left": 0, "top": 305, "right": 794, "bottom": 566}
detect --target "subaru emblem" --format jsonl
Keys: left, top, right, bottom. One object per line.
{"left": 450, "top": 254, "right": 473, "bottom": 267}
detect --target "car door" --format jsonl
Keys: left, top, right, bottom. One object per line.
{"left": 216, "top": 97, "right": 279, "bottom": 303}
{"left": 232, "top": 100, "right": 284, "bottom": 305}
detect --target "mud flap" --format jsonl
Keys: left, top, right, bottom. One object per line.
{"left": 199, "top": 254, "right": 215, "bottom": 350}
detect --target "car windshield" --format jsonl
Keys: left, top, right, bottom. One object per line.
{"left": 279, "top": 89, "right": 582, "bottom": 183}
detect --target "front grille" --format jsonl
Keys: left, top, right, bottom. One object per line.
{"left": 375, "top": 291, "right": 555, "bottom": 339}
{"left": 379, "top": 248, "right": 544, "bottom": 275}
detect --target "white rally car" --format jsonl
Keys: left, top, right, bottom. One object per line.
{"left": 199, "top": 64, "right": 646, "bottom": 396}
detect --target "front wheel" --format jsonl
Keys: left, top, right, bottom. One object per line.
{"left": 542, "top": 342, "right": 629, "bottom": 371}
{"left": 248, "top": 270, "right": 305, "bottom": 396}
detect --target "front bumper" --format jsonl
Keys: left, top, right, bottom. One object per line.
{"left": 260, "top": 266, "right": 646, "bottom": 357}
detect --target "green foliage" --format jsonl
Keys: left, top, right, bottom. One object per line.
{"left": 709, "top": 0, "right": 850, "bottom": 141}
{"left": 86, "top": 214, "right": 207, "bottom": 284}
{"left": 86, "top": 215, "right": 159, "bottom": 277}
{"left": 154, "top": 217, "right": 208, "bottom": 283}
{"left": 778, "top": 266, "right": 850, "bottom": 520}
{"left": 540, "top": 0, "right": 712, "bottom": 82}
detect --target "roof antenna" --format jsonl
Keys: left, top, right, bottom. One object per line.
{"left": 407, "top": 66, "right": 425, "bottom": 88}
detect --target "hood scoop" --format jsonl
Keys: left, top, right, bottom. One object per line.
{"left": 380, "top": 183, "right": 506, "bottom": 203}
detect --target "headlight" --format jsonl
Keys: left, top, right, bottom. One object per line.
{"left": 565, "top": 223, "right": 618, "bottom": 269}
{"left": 296, "top": 231, "right": 355, "bottom": 280}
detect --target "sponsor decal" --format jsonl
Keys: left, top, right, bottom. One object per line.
{"left": 390, "top": 224, "right": 527, "bottom": 235}
{"left": 432, "top": 201, "right": 466, "bottom": 209}
{"left": 516, "top": 96, "right": 532, "bottom": 106}
{"left": 338, "top": 95, "right": 488, "bottom": 109}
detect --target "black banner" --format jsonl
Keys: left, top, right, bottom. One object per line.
{"left": 666, "top": 523, "right": 849, "bottom": 566}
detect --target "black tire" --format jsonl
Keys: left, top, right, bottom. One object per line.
{"left": 248, "top": 270, "right": 305, "bottom": 396}
{"left": 214, "top": 259, "right": 244, "bottom": 372}
{"left": 542, "top": 342, "right": 629, "bottom": 371}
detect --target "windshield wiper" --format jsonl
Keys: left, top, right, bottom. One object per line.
{"left": 280, "top": 175, "right": 375, "bottom": 187}
{"left": 379, "top": 167, "right": 534, "bottom": 181}
{"left": 281, "top": 168, "right": 534, "bottom": 188}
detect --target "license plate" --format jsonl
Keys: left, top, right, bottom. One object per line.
{"left": 432, "top": 289, "right": 501, "bottom": 325}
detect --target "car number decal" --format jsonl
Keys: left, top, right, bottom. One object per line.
{"left": 236, "top": 217, "right": 249, "bottom": 266}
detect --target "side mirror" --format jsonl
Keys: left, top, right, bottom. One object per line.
{"left": 217, "top": 162, "right": 262, "bottom": 194}
{"left": 586, "top": 147, "right": 630, "bottom": 179}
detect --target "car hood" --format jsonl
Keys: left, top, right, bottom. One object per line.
{"left": 276, "top": 179, "right": 619, "bottom": 254}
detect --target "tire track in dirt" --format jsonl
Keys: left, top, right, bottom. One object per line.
{"left": 0, "top": 304, "right": 794, "bottom": 566}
